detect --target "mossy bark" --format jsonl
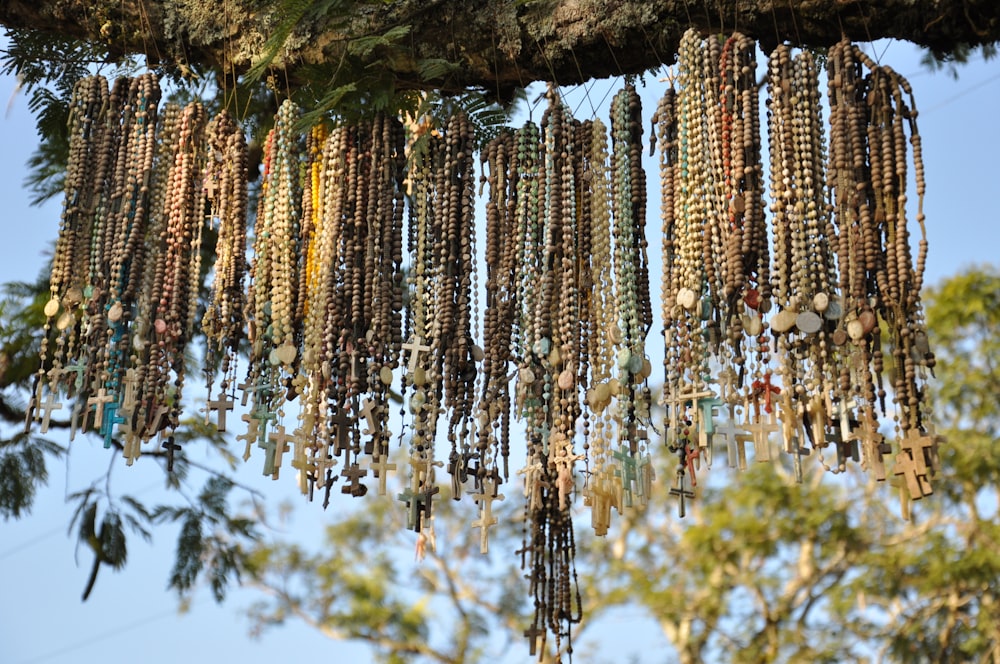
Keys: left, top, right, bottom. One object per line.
{"left": 1, "top": 0, "right": 998, "bottom": 91}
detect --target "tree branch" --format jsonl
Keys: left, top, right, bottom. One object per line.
{"left": 1, "top": 1, "right": 999, "bottom": 96}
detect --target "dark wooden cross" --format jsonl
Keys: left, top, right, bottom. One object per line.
{"left": 330, "top": 407, "right": 354, "bottom": 456}
{"left": 669, "top": 472, "right": 696, "bottom": 518}
{"left": 397, "top": 487, "right": 420, "bottom": 531}
{"left": 340, "top": 461, "right": 368, "bottom": 497}
{"left": 402, "top": 335, "right": 431, "bottom": 374}
{"left": 893, "top": 451, "right": 930, "bottom": 500}
{"left": 162, "top": 436, "right": 182, "bottom": 472}
{"left": 146, "top": 405, "right": 171, "bottom": 438}
{"left": 398, "top": 472, "right": 441, "bottom": 532}
{"left": 207, "top": 392, "right": 235, "bottom": 432}
{"left": 787, "top": 435, "right": 811, "bottom": 484}
{"left": 417, "top": 484, "right": 441, "bottom": 528}
{"left": 900, "top": 433, "right": 935, "bottom": 497}
{"left": 523, "top": 622, "right": 545, "bottom": 657}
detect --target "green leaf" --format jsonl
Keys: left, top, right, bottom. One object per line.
{"left": 169, "top": 512, "right": 204, "bottom": 593}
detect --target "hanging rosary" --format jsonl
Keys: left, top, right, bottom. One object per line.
{"left": 29, "top": 29, "right": 941, "bottom": 661}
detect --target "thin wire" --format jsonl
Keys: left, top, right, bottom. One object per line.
{"left": 0, "top": 526, "right": 62, "bottom": 560}
{"left": 19, "top": 609, "right": 179, "bottom": 664}
{"left": 923, "top": 70, "right": 1000, "bottom": 113}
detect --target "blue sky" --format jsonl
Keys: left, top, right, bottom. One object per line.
{"left": 2, "top": 38, "right": 999, "bottom": 664}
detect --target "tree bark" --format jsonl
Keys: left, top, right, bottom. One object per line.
{"left": 1, "top": 0, "right": 998, "bottom": 94}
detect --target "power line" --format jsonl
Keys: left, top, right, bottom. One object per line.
{"left": 924, "top": 71, "right": 1000, "bottom": 114}
{"left": 18, "top": 609, "right": 179, "bottom": 664}
{"left": 0, "top": 526, "right": 62, "bottom": 560}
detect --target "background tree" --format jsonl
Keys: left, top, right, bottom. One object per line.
{"left": 236, "top": 267, "right": 1000, "bottom": 663}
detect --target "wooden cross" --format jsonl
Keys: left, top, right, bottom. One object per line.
{"left": 744, "top": 408, "right": 778, "bottom": 462}
{"left": 900, "top": 433, "right": 935, "bottom": 496}
{"left": 267, "top": 425, "right": 294, "bottom": 478}
{"left": 360, "top": 398, "right": 378, "bottom": 436}
{"left": 516, "top": 457, "right": 547, "bottom": 510}
{"left": 636, "top": 452, "right": 655, "bottom": 501}
{"left": 612, "top": 447, "right": 639, "bottom": 508}
{"left": 713, "top": 406, "right": 746, "bottom": 471}
{"left": 589, "top": 477, "right": 615, "bottom": 536}
{"left": 751, "top": 372, "right": 781, "bottom": 414}
{"left": 309, "top": 446, "right": 337, "bottom": 484}
{"left": 64, "top": 361, "right": 87, "bottom": 390}
{"left": 146, "top": 405, "right": 171, "bottom": 439}
{"left": 259, "top": 432, "right": 278, "bottom": 476}
{"left": 346, "top": 343, "right": 362, "bottom": 384}
{"left": 203, "top": 175, "right": 219, "bottom": 200}
{"left": 778, "top": 390, "right": 803, "bottom": 454}
{"left": 69, "top": 400, "right": 83, "bottom": 442}
{"left": 549, "top": 432, "right": 585, "bottom": 510}
{"left": 696, "top": 396, "right": 724, "bottom": 435}
{"left": 787, "top": 435, "right": 811, "bottom": 483}
{"left": 290, "top": 430, "right": 314, "bottom": 494}
{"left": 162, "top": 436, "right": 182, "bottom": 472}
{"left": 251, "top": 405, "right": 278, "bottom": 445}
{"left": 397, "top": 487, "right": 421, "bottom": 531}
{"left": 669, "top": 472, "right": 696, "bottom": 518}
{"left": 893, "top": 450, "right": 931, "bottom": 500}
{"left": 207, "top": 392, "right": 235, "bottom": 432}
{"left": 805, "top": 392, "right": 828, "bottom": 450}
{"left": 23, "top": 392, "right": 37, "bottom": 434}
{"left": 238, "top": 412, "right": 261, "bottom": 462}
{"left": 836, "top": 436, "right": 861, "bottom": 472}
{"left": 330, "top": 407, "right": 354, "bottom": 456}
{"left": 402, "top": 335, "right": 431, "bottom": 374}
{"left": 340, "top": 461, "right": 368, "bottom": 496}
{"left": 38, "top": 391, "right": 63, "bottom": 434}
{"left": 370, "top": 452, "right": 397, "bottom": 496}
{"left": 121, "top": 368, "right": 139, "bottom": 415}
{"left": 523, "top": 622, "right": 545, "bottom": 657}
{"left": 102, "top": 401, "right": 126, "bottom": 449}
{"left": 237, "top": 378, "right": 253, "bottom": 406}
{"left": 122, "top": 421, "right": 141, "bottom": 466}
{"left": 471, "top": 477, "right": 504, "bottom": 553}
{"left": 852, "top": 412, "right": 890, "bottom": 480}
{"left": 833, "top": 399, "right": 856, "bottom": 442}
{"left": 717, "top": 366, "right": 740, "bottom": 402}
{"left": 87, "top": 388, "right": 114, "bottom": 431}
{"left": 397, "top": 483, "right": 440, "bottom": 532}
